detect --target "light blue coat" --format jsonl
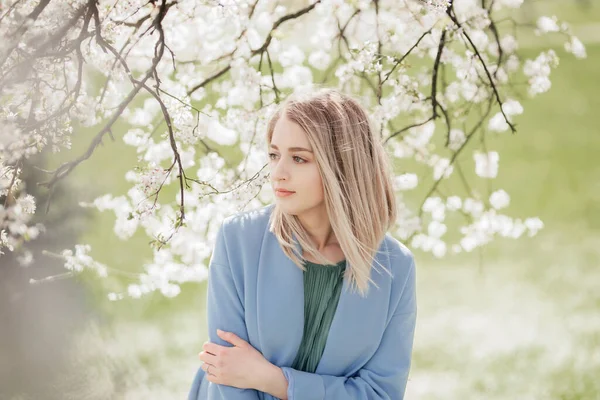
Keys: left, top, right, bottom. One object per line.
{"left": 188, "top": 203, "right": 417, "bottom": 400}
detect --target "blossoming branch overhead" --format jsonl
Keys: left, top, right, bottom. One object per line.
{"left": 0, "top": 0, "right": 585, "bottom": 299}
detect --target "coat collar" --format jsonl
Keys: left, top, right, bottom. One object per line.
{"left": 255, "top": 212, "right": 390, "bottom": 375}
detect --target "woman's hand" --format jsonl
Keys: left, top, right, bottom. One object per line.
{"left": 199, "top": 329, "right": 272, "bottom": 390}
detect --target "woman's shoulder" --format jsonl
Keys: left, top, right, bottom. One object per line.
{"left": 220, "top": 203, "right": 274, "bottom": 242}
{"left": 382, "top": 232, "right": 415, "bottom": 269}
{"left": 210, "top": 204, "right": 274, "bottom": 272}
{"left": 222, "top": 203, "right": 273, "bottom": 228}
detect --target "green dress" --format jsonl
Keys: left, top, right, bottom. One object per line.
{"left": 290, "top": 258, "right": 347, "bottom": 373}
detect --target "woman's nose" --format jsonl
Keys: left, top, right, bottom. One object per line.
{"left": 271, "top": 159, "right": 290, "bottom": 181}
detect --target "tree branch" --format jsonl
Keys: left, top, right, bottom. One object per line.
{"left": 447, "top": 6, "right": 516, "bottom": 133}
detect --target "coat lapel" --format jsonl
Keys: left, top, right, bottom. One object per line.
{"left": 255, "top": 221, "right": 390, "bottom": 377}
{"left": 315, "top": 239, "right": 391, "bottom": 376}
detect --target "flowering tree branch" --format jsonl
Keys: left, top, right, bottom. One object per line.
{"left": 0, "top": 0, "right": 587, "bottom": 299}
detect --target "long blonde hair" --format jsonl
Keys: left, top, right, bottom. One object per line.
{"left": 267, "top": 88, "right": 398, "bottom": 297}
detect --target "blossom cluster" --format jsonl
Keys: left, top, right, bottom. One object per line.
{"left": 0, "top": 0, "right": 586, "bottom": 299}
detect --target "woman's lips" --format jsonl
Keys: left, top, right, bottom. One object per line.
{"left": 275, "top": 190, "right": 295, "bottom": 198}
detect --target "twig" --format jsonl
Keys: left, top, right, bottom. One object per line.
{"left": 447, "top": 6, "right": 516, "bottom": 133}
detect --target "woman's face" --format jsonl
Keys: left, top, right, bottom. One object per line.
{"left": 268, "top": 115, "right": 324, "bottom": 216}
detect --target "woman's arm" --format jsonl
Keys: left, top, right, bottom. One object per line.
{"left": 189, "top": 221, "right": 261, "bottom": 400}
{"left": 265, "top": 259, "right": 417, "bottom": 400}
{"left": 257, "top": 363, "right": 289, "bottom": 399}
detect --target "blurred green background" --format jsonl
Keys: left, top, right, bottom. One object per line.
{"left": 7, "top": 1, "right": 600, "bottom": 399}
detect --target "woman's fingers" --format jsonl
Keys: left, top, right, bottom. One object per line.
{"left": 198, "top": 341, "right": 225, "bottom": 374}
{"left": 199, "top": 350, "right": 218, "bottom": 363}
{"left": 201, "top": 362, "right": 216, "bottom": 376}
{"left": 202, "top": 341, "right": 223, "bottom": 355}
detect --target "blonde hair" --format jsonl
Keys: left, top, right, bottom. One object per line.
{"left": 266, "top": 88, "right": 398, "bottom": 297}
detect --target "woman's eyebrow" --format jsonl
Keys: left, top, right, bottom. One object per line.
{"left": 270, "top": 144, "right": 313, "bottom": 153}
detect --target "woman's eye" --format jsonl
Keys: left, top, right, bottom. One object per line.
{"left": 268, "top": 153, "right": 305, "bottom": 164}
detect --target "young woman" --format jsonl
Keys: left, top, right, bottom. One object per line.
{"left": 188, "top": 88, "right": 417, "bottom": 400}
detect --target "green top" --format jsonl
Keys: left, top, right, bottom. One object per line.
{"left": 290, "top": 258, "right": 347, "bottom": 373}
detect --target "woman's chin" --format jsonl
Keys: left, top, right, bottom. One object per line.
{"left": 276, "top": 202, "right": 300, "bottom": 215}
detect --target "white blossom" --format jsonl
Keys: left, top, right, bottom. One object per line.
{"left": 463, "top": 198, "right": 485, "bottom": 217}
{"left": 16, "top": 195, "right": 36, "bottom": 215}
{"left": 523, "top": 51, "right": 559, "bottom": 96}
{"left": 405, "top": 120, "right": 436, "bottom": 149}
{"left": 565, "top": 36, "right": 587, "bottom": 59}
{"left": 308, "top": 50, "right": 331, "bottom": 70}
{"left": 431, "top": 240, "right": 447, "bottom": 258}
{"left": 428, "top": 221, "right": 447, "bottom": 238}
{"left": 537, "top": 16, "right": 560, "bottom": 33}
{"left": 446, "top": 196, "right": 462, "bottom": 211}
{"left": 394, "top": 173, "right": 419, "bottom": 191}
{"left": 490, "top": 189, "right": 510, "bottom": 209}
{"left": 489, "top": 100, "right": 522, "bottom": 132}
{"left": 524, "top": 217, "right": 544, "bottom": 236}
{"left": 206, "top": 118, "right": 238, "bottom": 146}
{"left": 500, "top": 35, "right": 518, "bottom": 53}
{"left": 423, "top": 197, "right": 446, "bottom": 222}
{"left": 62, "top": 245, "right": 108, "bottom": 278}
{"left": 432, "top": 157, "right": 454, "bottom": 180}
{"left": 488, "top": 113, "right": 509, "bottom": 132}
{"left": 460, "top": 235, "right": 478, "bottom": 252}
{"left": 0, "top": 230, "right": 12, "bottom": 255}
{"left": 448, "top": 129, "right": 466, "bottom": 151}
{"left": 17, "top": 250, "right": 34, "bottom": 267}
{"left": 278, "top": 45, "right": 306, "bottom": 67}
{"left": 503, "top": 99, "right": 524, "bottom": 116}
{"left": 474, "top": 151, "right": 499, "bottom": 178}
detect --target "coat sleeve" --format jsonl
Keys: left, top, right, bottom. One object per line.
{"left": 280, "top": 257, "right": 417, "bottom": 400}
{"left": 189, "top": 220, "right": 260, "bottom": 400}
